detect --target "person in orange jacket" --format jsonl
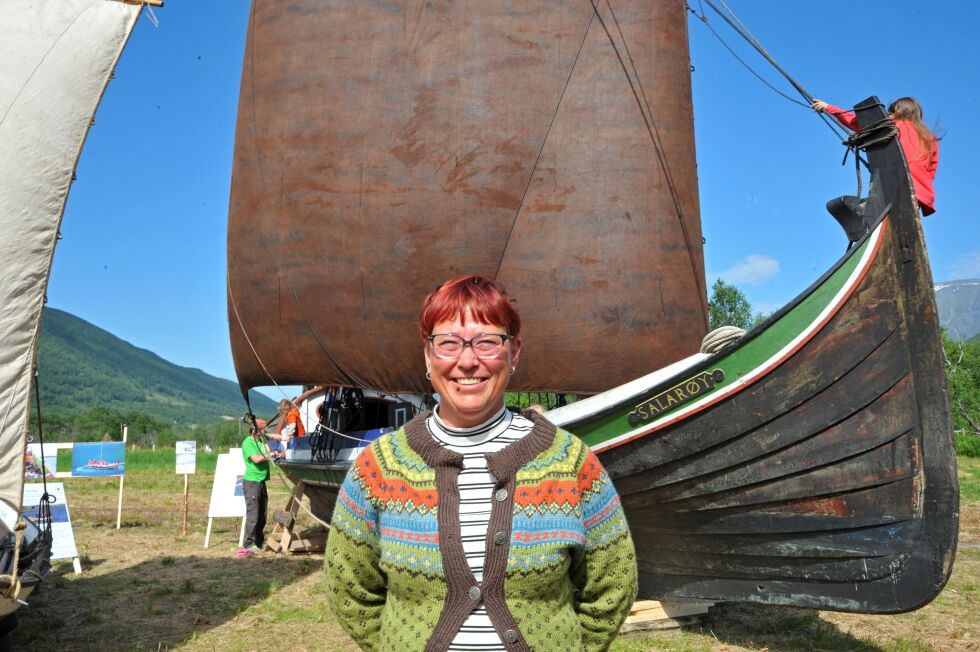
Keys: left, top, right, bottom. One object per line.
{"left": 812, "top": 97, "right": 939, "bottom": 216}
{"left": 276, "top": 399, "right": 306, "bottom": 439}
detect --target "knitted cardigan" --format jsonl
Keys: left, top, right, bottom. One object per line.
{"left": 325, "top": 410, "right": 637, "bottom": 652}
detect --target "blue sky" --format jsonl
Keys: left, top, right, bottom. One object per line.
{"left": 47, "top": 1, "right": 979, "bottom": 397}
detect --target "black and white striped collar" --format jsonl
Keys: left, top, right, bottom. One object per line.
{"left": 429, "top": 405, "right": 511, "bottom": 446}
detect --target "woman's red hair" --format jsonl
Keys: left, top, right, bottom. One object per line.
{"left": 419, "top": 275, "right": 521, "bottom": 338}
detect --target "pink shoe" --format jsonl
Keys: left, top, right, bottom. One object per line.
{"left": 236, "top": 548, "right": 253, "bottom": 557}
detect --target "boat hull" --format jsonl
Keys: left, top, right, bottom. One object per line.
{"left": 550, "top": 98, "right": 957, "bottom": 612}
{"left": 280, "top": 100, "right": 957, "bottom": 613}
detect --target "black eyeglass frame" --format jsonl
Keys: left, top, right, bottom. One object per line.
{"left": 426, "top": 333, "right": 515, "bottom": 359}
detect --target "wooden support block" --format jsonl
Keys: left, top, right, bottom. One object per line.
{"left": 266, "top": 481, "right": 306, "bottom": 553}
{"left": 620, "top": 600, "right": 714, "bottom": 633}
{"left": 284, "top": 531, "right": 327, "bottom": 553}
{"left": 620, "top": 614, "right": 706, "bottom": 634}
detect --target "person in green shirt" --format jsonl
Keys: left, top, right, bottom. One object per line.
{"left": 239, "top": 418, "right": 283, "bottom": 556}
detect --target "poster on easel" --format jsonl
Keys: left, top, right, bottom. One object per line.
{"left": 23, "top": 483, "right": 78, "bottom": 560}
{"left": 176, "top": 440, "right": 197, "bottom": 474}
{"left": 71, "top": 441, "right": 125, "bottom": 477}
{"left": 207, "top": 452, "right": 245, "bottom": 518}
{"left": 204, "top": 451, "right": 246, "bottom": 548}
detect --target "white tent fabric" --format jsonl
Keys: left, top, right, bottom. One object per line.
{"left": 0, "top": 1, "right": 140, "bottom": 512}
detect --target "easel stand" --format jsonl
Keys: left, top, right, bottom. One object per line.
{"left": 116, "top": 426, "right": 128, "bottom": 529}
{"left": 203, "top": 517, "right": 245, "bottom": 549}
{"left": 266, "top": 481, "right": 326, "bottom": 554}
{"left": 620, "top": 600, "right": 715, "bottom": 634}
{"left": 181, "top": 473, "right": 189, "bottom": 537}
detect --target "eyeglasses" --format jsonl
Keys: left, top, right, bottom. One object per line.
{"left": 427, "top": 333, "right": 514, "bottom": 360}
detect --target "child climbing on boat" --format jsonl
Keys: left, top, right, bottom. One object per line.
{"left": 276, "top": 398, "right": 306, "bottom": 440}
{"left": 811, "top": 97, "right": 939, "bottom": 216}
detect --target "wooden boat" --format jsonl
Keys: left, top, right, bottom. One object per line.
{"left": 0, "top": 0, "right": 151, "bottom": 639}
{"left": 226, "top": 2, "right": 958, "bottom": 613}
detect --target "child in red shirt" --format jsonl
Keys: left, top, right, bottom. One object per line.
{"left": 812, "top": 97, "right": 939, "bottom": 216}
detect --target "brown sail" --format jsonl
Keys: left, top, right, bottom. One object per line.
{"left": 227, "top": 0, "right": 707, "bottom": 395}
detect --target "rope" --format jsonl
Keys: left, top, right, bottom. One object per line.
{"left": 591, "top": 0, "right": 709, "bottom": 327}
{"left": 226, "top": 276, "right": 298, "bottom": 408}
{"left": 841, "top": 117, "right": 898, "bottom": 198}
{"left": 269, "top": 467, "right": 331, "bottom": 531}
{"left": 687, "top": 1, "right": 848, "bottom": 142}
{"left": 32, "top": 371, "right": 51, "bottom": 499}
{"left": 0, "top": 521, "right": 26, "bottom": 600}
{"left": 140, "top": 1, "right": 160, "bottom": 28}
{"left": 688, "top": 7, "right": 807, "bottom": 107}
{"left": 700, "top": 325, "right": 746, "bottom": 353}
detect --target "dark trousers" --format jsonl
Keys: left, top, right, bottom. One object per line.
{"left": 243, "top": 480, "right": 268, "bottom": 548}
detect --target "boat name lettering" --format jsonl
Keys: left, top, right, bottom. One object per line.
{"left": 627, "top": 369, "right": 725, "bottom": 425}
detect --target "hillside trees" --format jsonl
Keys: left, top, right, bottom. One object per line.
{"left": 944, "top": 332, "right": 980, "bottom": 442}
{"left": 28, "top": 405, "right": 247, "bottom": 449}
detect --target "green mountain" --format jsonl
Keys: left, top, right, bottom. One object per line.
{"left": 36, "top": 307, "right": 276, "bottom": 425}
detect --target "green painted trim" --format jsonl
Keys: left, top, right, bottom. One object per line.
{"left": 575, "top": 233, "right": 875, "bottom": 448}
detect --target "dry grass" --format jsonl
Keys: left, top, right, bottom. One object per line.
{"left": 13, "top": 455, "right": 980, "bottom": 651}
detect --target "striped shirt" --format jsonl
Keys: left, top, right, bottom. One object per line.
{"left": 427, "top": 406, "right": 534, "bottom": 652}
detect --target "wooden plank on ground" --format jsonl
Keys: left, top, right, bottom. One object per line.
{"left": 620, "top": 600, "right": 714, "bottom": 633}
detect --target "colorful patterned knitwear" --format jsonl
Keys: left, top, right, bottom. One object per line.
{"left": 428, "top": 406, "right": 533, "bottom": 651}
{"left": 325, "top": 409, "right": 637, "bottom": 652}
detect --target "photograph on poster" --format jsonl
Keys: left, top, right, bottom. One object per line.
{"left": 71, "top": 441, "right": 126, "bottom": 477}
{"left": 23, "top": 483, "right": 78, "bottom": 560}
{"left": 27, "top": 443, "right": 59, "bottom": 478}
{"left": 25, "top": 448, "right": 53, "bottom": 479}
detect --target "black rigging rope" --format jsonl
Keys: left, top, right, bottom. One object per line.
{"left": 688, "top": 0, "right": 849, "bottom": 142}
{"left": 31, "top": 370, "right": 54, "bottom": 537}
{"left": 842, "top": 116, "right": 898, "bottom": 197}
{"left": 595, "top": 0, "right": 708, "bottom": 326}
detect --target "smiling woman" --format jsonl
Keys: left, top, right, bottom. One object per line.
{"left": 420, "top": 276, "right": 523, "bottom": 429}
{"left": 325, "top": 275, "right": 638, "bottom": 652}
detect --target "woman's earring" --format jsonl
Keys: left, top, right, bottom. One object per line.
{"left": 510, "top": 366, "right": 516, "bottom": 374}
{"left": 425, "top": 370, "right": 432, "bottom": 380}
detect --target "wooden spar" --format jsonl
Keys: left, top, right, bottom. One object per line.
{"left": 119, "top": 0, "right": 164, "bottom": 6}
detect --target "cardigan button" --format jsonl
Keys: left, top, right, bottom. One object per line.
{"left": 468, "top": 585, "right": 481, "bottom": 601}
{"left": 493, "top": 531, "right": 506, "bottom": 545}
{"left": 503, "top": 629, "right": 519, "bottom": 643}
{"left": 495, "top": 488, "right": 508, "bottom": 501}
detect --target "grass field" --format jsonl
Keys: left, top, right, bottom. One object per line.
{"left": 13, "top": 452, "right": 980, "bottom": 651}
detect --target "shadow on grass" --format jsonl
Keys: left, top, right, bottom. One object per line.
{"left": 13, "top": 552, "right": 322, "bottom": 651}
{"left": 695, "top": 602, "right": 889, "bottom": 652}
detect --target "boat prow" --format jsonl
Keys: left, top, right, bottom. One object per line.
{"left": 551, "top": 98, "right": 957, "bottom": 613}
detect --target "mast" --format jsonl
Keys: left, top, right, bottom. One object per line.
{"left": 228, "top": 1, "right": 707, "bottom": 395}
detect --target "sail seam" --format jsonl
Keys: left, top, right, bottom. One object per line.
{"left": 492, "top": 6, "right": 597, "bottom": 280}
{"left": 0, "top": 3, "right": 94, "bottom": 129}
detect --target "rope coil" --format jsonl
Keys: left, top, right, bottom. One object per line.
{"left": 842, "top": 116, "right": 898, "bottom": 198}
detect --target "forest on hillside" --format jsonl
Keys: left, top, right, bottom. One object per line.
{"left": 36, "top": 307, "right": 276, "bottom": 426}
